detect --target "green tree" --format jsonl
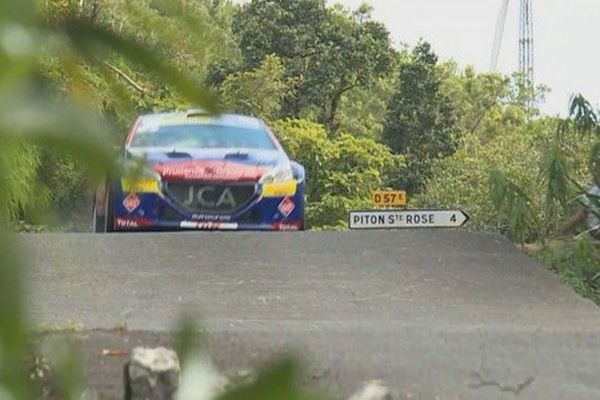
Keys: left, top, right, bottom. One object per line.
{"left": 0, "top": 2, "right": 337, "bottom": 399}
{"left": 41, "top": 0, "right": 238, "bottom": 130}
{"left": 422, "top": 93, "right": 598, "bottom": 243}
{"left": 419, "top": 125, "right": 547, "bottom": 240}
{"left": 0, "top": 0, "right": 218, "bottom": 395}
{"left": 296, "top": 4, "right": 395, "bottom": 134}
{"left": 272, "top": 119, "right": 401, "bottom": 228}
{"left": 336, "top": 74, "right": 397, "bottom": 140}
{"left": 417, "top": 65, "right": 579, "bottom": 242}
{"left": 21, "top": 0, "right": 240, "bottom": 228}
{"left": 219, "top": 54, "right": 290, "bottom": 120}
{"left": 439, "top": 65, "right": 526, "bottom": 140}
{"left": 232, "top": 0, "right": 395, "bottom": 135}
{"left": 438, "top": 63, "right": 549, "bottom": 145}
{"left": 382, "top": 41, "right": 458, "bottom": 193}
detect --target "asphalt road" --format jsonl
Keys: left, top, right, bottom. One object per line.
{"left": 21, "top": 231, "right": 600, "bottom": 399}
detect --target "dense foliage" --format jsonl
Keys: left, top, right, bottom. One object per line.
{"left": 6, "top": 0, "right": 235, "bottom": 228}
{"left": 232, "top": 0, "right": 396, "bottom": 134}
{"left": 1, "top": 1, "right": 326, "bottom": 399}
{"left": 219, "top": 55, "right": 290, "bottom": 120}
{"left": 2, "top": 1, "right": 600, "bottom": 398}
{"left": 0, "top": 0, "right": 600, "bottom": 399}
{"left": 1, "top": 0, "right": 211, "bottom": 395}
{"left": 382, "top": 42, "right": 458, "bottom": 193}
{"left": 538, "top": 238, "right": 600, "bottom": 304}
{"left": 5, "top": 0, "right": 600, "bottom": 246}
{"left": 272, "top": 119, "right": 401, "bottom": 228}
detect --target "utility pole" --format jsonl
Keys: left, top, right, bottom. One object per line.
{"left": 491, "top": 0, "right": 535, "bottom": 111}
{"left": 519, "top": 0, "right": 534, "bottom": 88}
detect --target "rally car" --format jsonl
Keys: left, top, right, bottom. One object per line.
{"left": 93, "top": 110, "right": 305, "bottom": 232}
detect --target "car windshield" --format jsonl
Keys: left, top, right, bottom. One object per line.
{"left": 131, "top": 124, "right": 277, "bottom": 150}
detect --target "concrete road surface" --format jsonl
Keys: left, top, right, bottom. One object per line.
{"left": 21, "top": 231, "right": 600, "bottom": 399}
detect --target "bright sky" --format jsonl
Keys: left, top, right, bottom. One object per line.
{"left": 329, "top": 0, "right": 600, "bottom": 116}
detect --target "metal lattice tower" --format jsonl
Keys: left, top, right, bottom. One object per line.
{"left": 519, "top": 0, "right": 534, "bottom": 86}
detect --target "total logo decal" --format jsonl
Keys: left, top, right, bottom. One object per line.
{"left": 278, "top": 197, "right": 295, "bottom": 217}
{"left": 272, "top": 222, "right": 301, "bottom": 231}
{"left": 116, "top": 217, "right": 152, "bottom": 229}
{"left": 123, "top": 193, "right": 141, "bottom": 213}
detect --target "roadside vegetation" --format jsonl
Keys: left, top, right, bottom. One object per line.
{"left": 3, "top": 0, "right": 599, "bottom": 289}
{"left": 1, "top": 0, "right": 600, "bottom": 395}
{"left": 0, "top": 0, "right": 326, "bottom": 399}
{"left": 6, "top": 0, "right": 598, "bottom": 302}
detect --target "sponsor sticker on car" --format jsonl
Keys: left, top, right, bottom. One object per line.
{"left": 278, "top": 197, "right": 295, "bottom": 217}
{"left": 116, "top": 217, "right": 152, "bottom": 229}
{"left": 122, "top": 193, "right": 141, "bottom": 213}
{"left": 180, "top": 221, "right": 239, "bottom": 230}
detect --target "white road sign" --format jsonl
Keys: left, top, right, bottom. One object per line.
{"left": 349, "top": 209, "right": 469, "bottom": 230}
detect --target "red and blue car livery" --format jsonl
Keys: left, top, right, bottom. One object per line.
{"left": 93, "top": 110, "right": 305, "bottom": 232}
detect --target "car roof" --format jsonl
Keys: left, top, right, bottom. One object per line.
{"left": 136, "top": 111, "right": 265, "bottom": 132}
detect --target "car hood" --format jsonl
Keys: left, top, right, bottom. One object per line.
{"left": 125, "top": 147, "right": 287, "bottom": 182}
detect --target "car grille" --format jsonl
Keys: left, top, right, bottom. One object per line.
{"left": 164, "top": 181, "right": 256, "bottom": 213}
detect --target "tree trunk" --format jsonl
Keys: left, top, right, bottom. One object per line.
{"left": 326, "top": 91, "right": 342, "bottom": 137}
{"left": 324, "top": 81, "right": 358, "bottom": 137}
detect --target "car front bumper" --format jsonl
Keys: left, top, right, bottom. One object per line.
{"left": 110, "top": 179, "right": 305, "bottom": 232}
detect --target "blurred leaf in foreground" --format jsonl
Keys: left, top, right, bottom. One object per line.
{"left": 0, "top": 1, "right": 219, "bottom": 398}
{"left": 0, "top": 232, "right": 30, "bottom": 399}
{"left": 217, "top": 357, "right": 326, "bottom": 400}
{"left": 60, "top": 22, "right": 219, "bottom": 114}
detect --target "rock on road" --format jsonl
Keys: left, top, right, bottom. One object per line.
{"left": 22, "top": 231, "right": 600, "bottom": 399}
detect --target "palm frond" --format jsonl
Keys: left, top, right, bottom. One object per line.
{"left": 569, "top": 94, "right": 599, "bottom": 135}
{"left": 541, "top": 143, "right": 570, "bottom": 208}
{"left": 489, "top": 169, "right": 536, "bottom": 242}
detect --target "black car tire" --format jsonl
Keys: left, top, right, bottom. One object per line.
{"left": 300, "top": 200, "right": 306, "bottom": 231}
{"left": 92, "top": 203, "right": 104, "bottom": 233}
{"left": 93, "top": 183, "right": 114, "bottom": 233}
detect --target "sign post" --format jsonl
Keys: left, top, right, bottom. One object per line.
{"left": 349, "top": 209, "right": 469, "bottom": 230}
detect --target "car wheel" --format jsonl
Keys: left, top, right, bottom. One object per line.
{"left": 104, "top": 185, "right": 115, "bottom": 232}
{"left": 93, "top": 183, "right": 114, "bottom": 233}
{"left": 299, "top": 210, "right": 306, "bottom": 231}
{"left": 92, "top": 203, "right": 105, "bottom": 233}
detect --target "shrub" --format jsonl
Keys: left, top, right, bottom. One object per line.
{"left": 418, "top": 129, "right": 540, "bottom": 233}
{"left": 537, "top": 238, "right": 600, "bottom": 304}
{"left": 272, "top": 119, "right": 401, "bottom": 228}
{"left": 419, "top": 119, "right": 595, "bottom": 241}
{"left": 0, "top": 142, "right": 49, "bottom": 222}
{"left": 39, "top": 152, "right": 87, "bottom": 216}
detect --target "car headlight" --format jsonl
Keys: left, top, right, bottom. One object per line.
{"left": 121, "top": 159, "right": 161, "bottom": 193}
{"left": 260, "top": 163, "right": 294, "bottom": 184}
{"left": 260, "top": 163, "right": 297, "bottom": 197}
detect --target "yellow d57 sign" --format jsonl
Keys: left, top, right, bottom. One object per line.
{"left": 371, "top": 190, "right": 406, "bottom": 207}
